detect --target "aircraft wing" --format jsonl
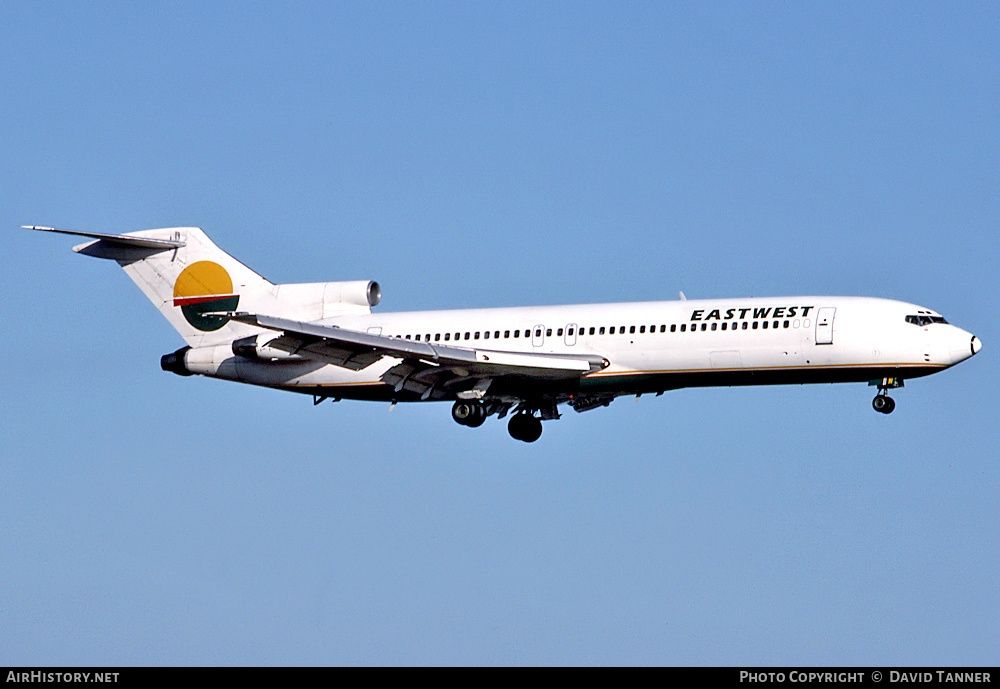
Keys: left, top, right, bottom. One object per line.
{"left": 228, "top": 313, "right": 609, "bottom": 399}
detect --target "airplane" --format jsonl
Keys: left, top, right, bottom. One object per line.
{"left": 26, "top": 225, "right": 981, "bottom": 442}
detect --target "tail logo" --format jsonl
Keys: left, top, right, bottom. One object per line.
{"left": 173, "top": 261, "right": 240, "bottom": 331}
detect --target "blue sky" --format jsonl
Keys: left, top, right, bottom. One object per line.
{"left": 2, "top": 2, "right": 997, "bottom": 665}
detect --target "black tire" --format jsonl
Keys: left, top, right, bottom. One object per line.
{"left": 466, "top": 403, "right": 487, "bottom": 427}
{"left": 452, "top": 400, "right": 475, "bottom": 425}
{"left": 872, "top": 396, "right": 887, "bottom": 413}
{"left": 509, "top": 413, "right": 542, "bottom": 442}
{"left": 521, "top": 415, "right": 542, "bottom": 442}
{"left": 881, "top": 396, "right": 895, "bottom": 414}
{"left": 507, "top": 414, "right": 525, "bottom": 440}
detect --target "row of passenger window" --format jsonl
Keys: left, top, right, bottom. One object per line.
{"left": 393, "top": 318, "right": 813, "bottom": 343}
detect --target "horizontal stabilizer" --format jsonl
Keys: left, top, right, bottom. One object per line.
{"left": 22, "top": 226, "right": 185, "bottom": 254}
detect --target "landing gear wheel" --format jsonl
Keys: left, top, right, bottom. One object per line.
{"left": 872, "top": 395, "right": 895, "bottom": 414}
{"left": 466, "top": 404, "right": 486, "bottom": 427}
{"left": 452, "top": 400, "right": 486, "bottom": 427}
{"left": 508, "top": 413, "right": 543, "bottom": 442}
{"left": 871, "top": 377, "right": 903, "bottom": 415}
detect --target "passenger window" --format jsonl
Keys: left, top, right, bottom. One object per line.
{"left": 599, "top": 327, "right": 606, "bottom": 335}
{"left": 711, "top": 323, "right": 717, "bottom": 331}
{"left": 670, "top": 324, "right": 676, "bottom": 332}
{"left": 639, "top": 325, "right": 645, "bottom": 333}
{"left": 784, "top": 320, "right": 789, "bottom": 328}
{"left": 589, "top": 327, "right": 595, "bottom": 335}
{"left": 701, "top": 323, "right": 707, "bottom": 331}
{"left": 763, "top": 321, "right": 768, "bottom": 329}
{"left": 567, "top": 328, "right": 573, "bottom": 336}
{"left": 546, "top": 328, "right": 552, "bottom": 337}
{"left": 619, "top": 326, "right": 626, "bottom": 334}
{"left": 474, "top": 332, "right": 480, "bottom": 339}
{"left": 680, "top": 324, "right": 686, "bottom": 332}
{"left": 514, "top": 330, "right": 520, "bottom": 338}
{"left": 504, "top": 330, "right": 510, "bottom": 338}
{"left": 752, "top": 322, "right": 758, "bottom": 330}
{"left": 444, "top": 333, "right": 450, "bottom": 341}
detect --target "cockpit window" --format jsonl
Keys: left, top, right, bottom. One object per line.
{"left": 905, "top": 315, "right": 949, "bottom": 326}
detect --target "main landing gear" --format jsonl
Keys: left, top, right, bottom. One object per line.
{"left": 451, "top": 400, "right": 486, "bottom": 427}
{"left": 507, "top": 412, "right": 543, "bottom": 443}
{"left": 870, "top": 377, "right": 903, "bottom": 415}
{"left": 451, "top": 400, "right": 544, "bottom": 442}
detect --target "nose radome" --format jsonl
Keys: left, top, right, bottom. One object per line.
{"left": 972, "top": 336, "right": 982, "bottom": 355}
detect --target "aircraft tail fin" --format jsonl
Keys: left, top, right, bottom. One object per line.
{"left": 27, "top": 226, "right": 276, "bottom": 347}
{"left": 28, "top": 225, "right": 381, "bottom": 348}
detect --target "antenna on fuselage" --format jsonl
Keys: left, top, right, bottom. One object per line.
{"left": 679, "top": 291, "right": 687, "bottom": 301}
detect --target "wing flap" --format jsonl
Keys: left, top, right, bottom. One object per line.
{"left": 265, "top": 332, "right": 386, "bottom": 371}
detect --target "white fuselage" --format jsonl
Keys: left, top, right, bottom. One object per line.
{"left": 183, "top": 296, "right": 980, "bottom": 401}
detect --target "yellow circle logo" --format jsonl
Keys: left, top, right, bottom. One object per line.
{"left": 172, "top": 261, "right": 239, "bottom": 331}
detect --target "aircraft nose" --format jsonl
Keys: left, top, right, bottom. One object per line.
{"left": 946, "top": 328, "right": 980, "bottom": 365}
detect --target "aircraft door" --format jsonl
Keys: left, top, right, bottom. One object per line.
{"left": 532, "top": 324, "right": 545, "bottom": 348}
{"left": 565, "top": 323, "right": 578, "bottom": 347}
{"left": 815, "top": 307, "right": 835, "bottom": 345}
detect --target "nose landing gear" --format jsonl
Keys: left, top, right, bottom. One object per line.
{"left": 870, "top": 377, "right": 903, "bottom": 414}
{"left": 872, "top": 394, "right": 896, "bottom": 414}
